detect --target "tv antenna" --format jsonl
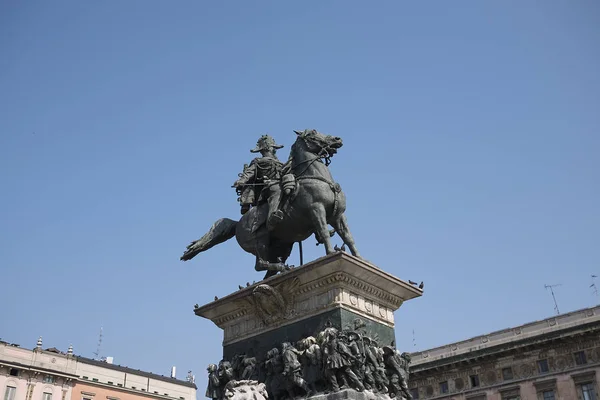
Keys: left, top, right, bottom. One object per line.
{"left": 591, "top": 275, "right": 598, "bottom": 300}
{"left": 186, "top": 370, "right": 195, "bottom": 384}
{"left": 544, "top": 284, "right": 562, "bottom": 315}
{"left": 93, "top": 327, "right": 103, "bottom": 360}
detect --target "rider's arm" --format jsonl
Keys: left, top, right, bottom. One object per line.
{"left": 233, "top": 161, "right": 257, "bottom": 187}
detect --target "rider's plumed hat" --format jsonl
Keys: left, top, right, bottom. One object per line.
{"left": 250, "top": 135, "right": 284, "bottom": 153}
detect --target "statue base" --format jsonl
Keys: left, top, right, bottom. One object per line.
{"left": 194, "top": 252, "right": 422, "bottom": 359}
{"left": 307, "top": 389, "right": 391, "bottom": 400}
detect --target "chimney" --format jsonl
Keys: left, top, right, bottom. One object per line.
{"left": 36, "top": 337, "right": 42, "bottom": 350}
{"left": 67, "top": 344, "right": 73, "bottom": 356}
{"left": 105, "top": 356, "right": 113, "bottom": 364}
{"left": 170, "top": 366, "right": 176, "bottom": 379}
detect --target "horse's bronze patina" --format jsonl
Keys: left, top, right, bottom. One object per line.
{"left": 180, "top": 129, "right": 360, "bottom": 279}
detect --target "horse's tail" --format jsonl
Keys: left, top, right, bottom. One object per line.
{"left": 180, "top": 218, "right": 238, "bottom": 261}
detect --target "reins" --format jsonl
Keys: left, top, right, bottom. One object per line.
{"left": 290, "top": 139, "right": 341, "bottom": 217}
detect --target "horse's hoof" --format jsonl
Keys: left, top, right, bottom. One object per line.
{"left": 278, "top": 264, "right": 293, "bottom": 272}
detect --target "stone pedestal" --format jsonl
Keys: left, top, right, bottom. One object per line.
{"left": 194, "top": 252, "right": 422, "bottom": 359}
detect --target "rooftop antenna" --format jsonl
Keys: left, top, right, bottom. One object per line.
{"left": 412, "top": 329, "right": 416, "bottom": 348}
{"left": 93, "top": 327, "right": 103, "bottom": 360}
{"left": 544, "top": 284, "right": 562, "bottom": 315}
{"left": 591, "top": 275, "right": 598, "bottom": 301}
{"left": 186, "top": 370, "right": 195, "bottom": 384}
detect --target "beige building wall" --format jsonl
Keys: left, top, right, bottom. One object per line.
{"left": 1, "top": 341, "right": 196, "bottom": 400}
{"left": 0, "top": 342, "right": 78, "bottom": 400}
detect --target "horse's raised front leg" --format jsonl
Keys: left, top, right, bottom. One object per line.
{"left": 310, "top": 204, "right": 335, "bottom": 255}
{"left": 331, "top": 213, "right": 361, "bottom": 258}
{"left": 254, "top": 239, "right": 292, "bottom": 280}
{"left": 255, "top": 256, "right": 290, "bottom": 280}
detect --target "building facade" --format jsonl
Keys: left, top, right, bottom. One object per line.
{"left": 409, "top": 305, "right": 600, "bottom": 400}
{"left": 1, "top": 340, "right": 196, "bottom": 400}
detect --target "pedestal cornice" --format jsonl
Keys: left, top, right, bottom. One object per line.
{"left": 194, "top": 252, "right": 422, "bottom": 346}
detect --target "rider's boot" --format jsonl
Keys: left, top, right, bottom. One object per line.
{"left": 266, "top": 188, "right": 284, "bottom": 231}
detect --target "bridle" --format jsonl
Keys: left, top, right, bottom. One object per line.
{"left": 292, "top": 135, "right": 335, "bottom": 177}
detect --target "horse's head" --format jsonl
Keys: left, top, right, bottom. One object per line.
{"left": 293, "top": 129, "right": 343, "bottom": 158}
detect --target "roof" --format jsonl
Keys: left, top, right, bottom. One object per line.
{"left": 0, "top": 340, "right": 196, "bottom": 390}
{"left": 76, "top": 356, "right": 197, "bottom": 389}
{"left": 410, "top": 304, "right": 600, "bottom": 366}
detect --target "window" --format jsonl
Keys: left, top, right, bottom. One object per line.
{"left": 574, "top": 351, "right": 587, "bottom": 365}
{"left": 43, "top": 375, "right": 55, "bottom": 384}
{"left": 410, "top": 388, "right": 419, "bottom": 399}
{"left": 43, "top": 393, "right": 52, "bottom": 400}
{"left": 9, "top": 368, "right": 20, "bottom": 377}
{"left": 502, "top": 367, "right": 514, "bottom": 381}
{"left": 82, "top": 376, "right": 88, "bottom": 380}
{"left": 541, "top": 390, "right": 555, "bottom": 400}
{"left": 470, "top": 374, "right": 480, "bottom": 388}
{"left": 92, "top": 378, "right": 98, "bottom": 382}
{"left": 439, "top": 381, "right": 449, "bottom": 394}
{"left": 501, "top": 387, "right": 520, "bottom": 400}
{"left": 107, "top": 382, "right": 113, "bottom": 385}
{"left": 534, "top": 378, "right": 557, "bottom": 400}
{"left": 131, "top": 387, "right": 136, "bottom": 390}
{"left": 581, "top": 383, "right": 596, "bottom": 400}
{"left": 537, "top": 359, "right": 549, "bottom": 373}
{"left": 4, "top": 387, "right": 16, "bottom": 400}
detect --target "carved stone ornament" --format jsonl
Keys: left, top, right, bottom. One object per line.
{"left": 484, "top": 370, "right": 497, "bottom": 385}
{"left": 590, "top": 347, "right": 600, "bottom": 363}
{"left": 554, "top": 355, "right": 569, "bottom": 371}
{"left": 223, "top": 380, "right": 268, "bottom": 400}
{"left": 425, "top": 385, "right": 434, "bottom": 396}
{"left": 454, "top": 377, "right": 465, "bottom": 391}
{"left": 236, "top": 278, "right": 300, "bottom": 325}
{"left": 519, "top": 363, "right": 534, "bottom": 378}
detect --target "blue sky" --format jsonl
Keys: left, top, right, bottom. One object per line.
{"left": 1, "top": 0, "right": 599, "bottom": 389}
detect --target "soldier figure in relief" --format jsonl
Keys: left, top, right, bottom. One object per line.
{"left": 264, "top": 347, "right": 286, "bottom": 400}
{"left": 363, "top": 337, "right": 388, "bottom": 394}
{"left": 281, "top": 342, "right": 312, "bottom": 398}
{"left": 383, "top": 347, "right": 413, "bottom": 399}
{"left": 217, "top": 360, "right": 235, "bottom": 389}
{"left": 297, "top": 336, "right": 323, "bottom": 394}
{"left": 322, "top": 328, "right": 365, "bottom": 393}
{"left": 232, "top": 135, "right": 286, "bottom": 231}
{"left": 205, "top": 364, "right": 221, "bottom": 400}
{"left": 241, "top": 357, "right": 259, "bottom": 381}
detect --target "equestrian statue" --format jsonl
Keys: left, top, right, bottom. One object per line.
{"left": 180, "top": 129, "right": 361, "bottom": 279}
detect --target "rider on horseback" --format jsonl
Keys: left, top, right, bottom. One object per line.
{"left": 233, "top": 135, "right": 286, "bottom": 231}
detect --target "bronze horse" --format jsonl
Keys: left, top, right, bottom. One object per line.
{"left": 180, "top": 129, "right": 360, "bottom": 279}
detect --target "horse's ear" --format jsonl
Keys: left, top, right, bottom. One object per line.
{"left": 294, "top": 130, "right": 302, "bottom": 135}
